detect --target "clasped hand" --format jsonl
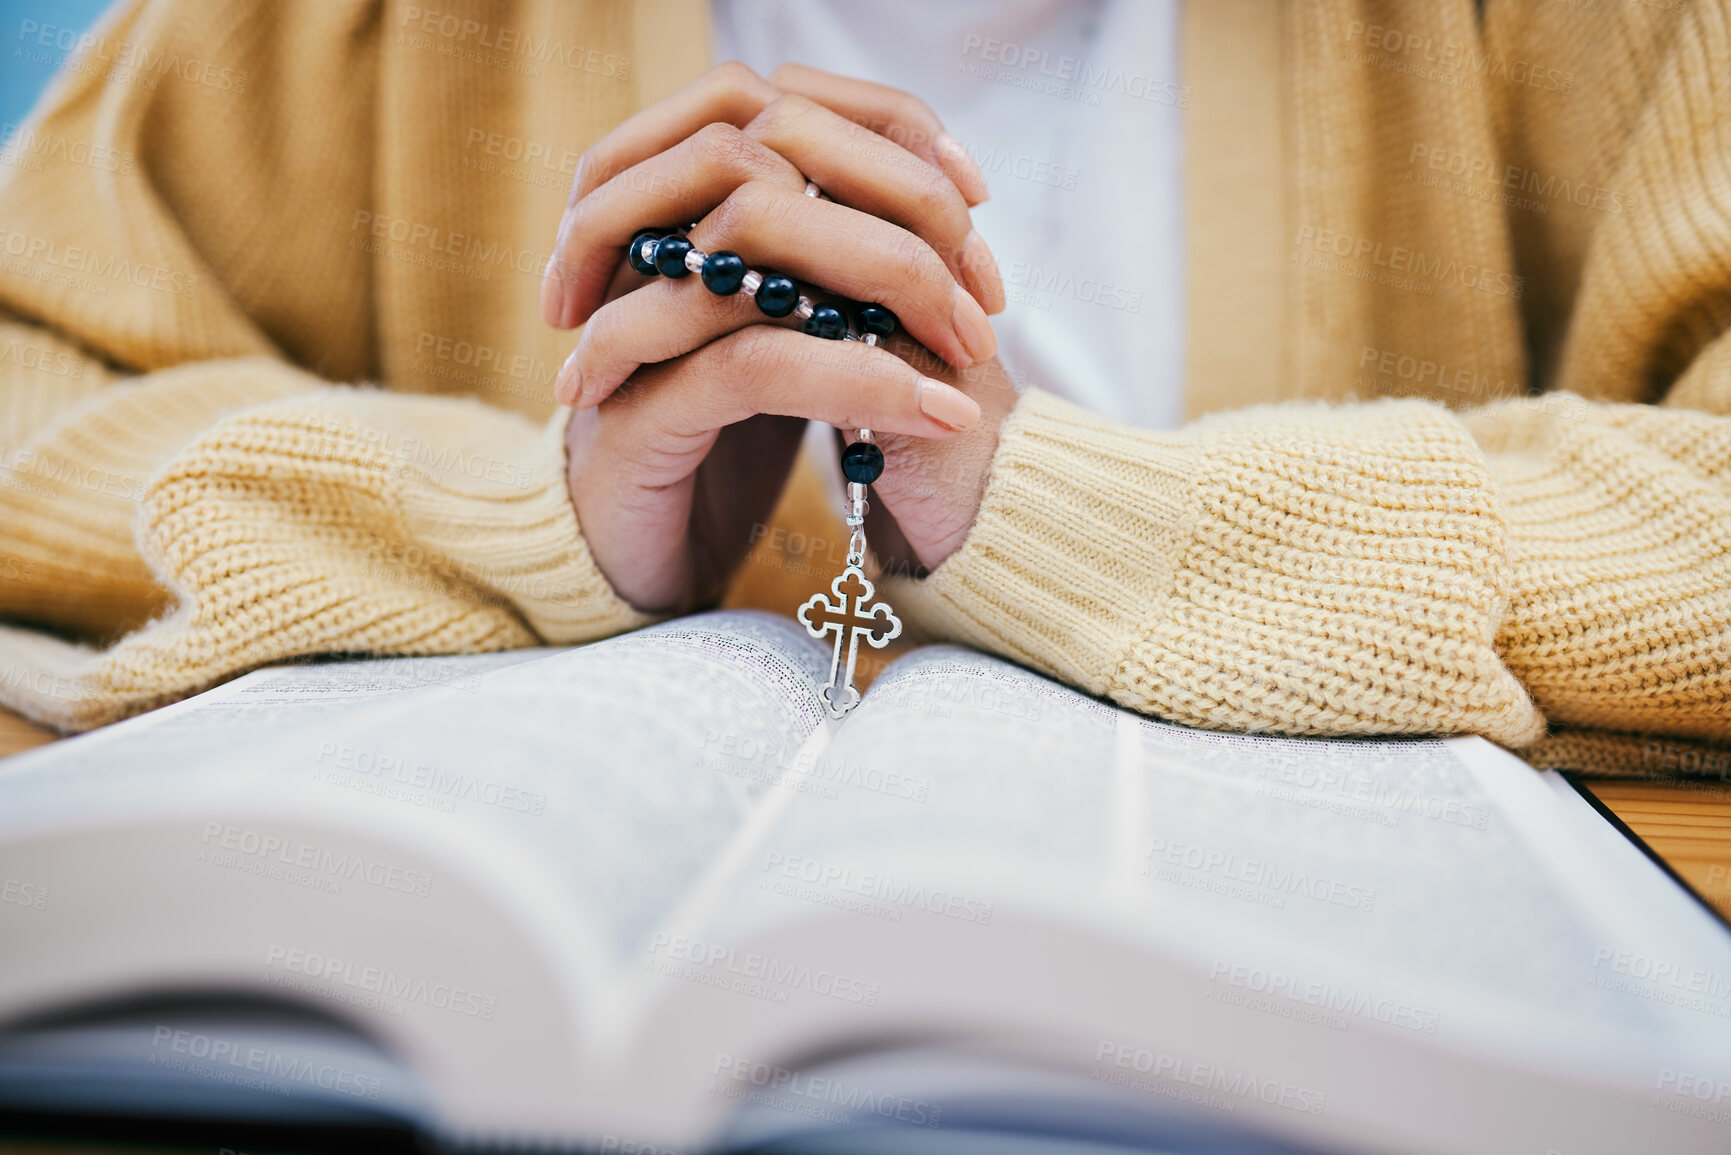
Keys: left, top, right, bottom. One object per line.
{"left": 541, "top": 62, "right": 1016, "bottom": 613}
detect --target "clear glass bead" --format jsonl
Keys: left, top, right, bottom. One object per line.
{"left": 741, "top": 270, "right": 763, "bottom": 296}
{"left": 683, "top": 248, "right": 706, "bottom": 274}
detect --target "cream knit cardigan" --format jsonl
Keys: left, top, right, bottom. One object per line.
{"left": 0, "top": 0, "right": 1727, "bottom": 777}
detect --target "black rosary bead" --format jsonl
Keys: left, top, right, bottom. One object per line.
{"left": 755, "top": 274, "right": 798, "bottom": 318}
{"left": 840, "top": 440, "right": 885, "bottom": 485}
{"left": 627, "top": 230, "right": 662, "bottom": 276}
{"left": 700, "top": 251, "right": 746, "bottom": 295}
{"left": 654, "top": 234, "right": 693, "bottom": 278}
{"left": 803, "top": 303, "right": 847, "bottom": 340}
{"left": 857, "top": 304, "right": 897, "bottom": 339}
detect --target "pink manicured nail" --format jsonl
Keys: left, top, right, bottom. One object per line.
{"left": 541, "top": 256, "right": 570, "bottom": 328}
{"left": 950, "top": 285, "right": 997, "bottom": 366}
{"left": 962, "top": 230, "right": 1006, "bottom": 314}
{"left": 937, "top": 131, "right": 989, "bottom": 203}
{"left": 917, "top": 377, "right": 982, "bottom": 432}
{"left": 554, "top": 349, "right": 582, "bottom": 406}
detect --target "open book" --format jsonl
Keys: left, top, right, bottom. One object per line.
{"left": 1, "top": 611, "right": 1728, "bottom": 1154}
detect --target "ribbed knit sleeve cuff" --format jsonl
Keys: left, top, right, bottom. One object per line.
{"left": 895, "top": 389, "right": 1547, "bottom": 747}
{"left": 0, "top": 356, "right": 321, "bottom": 639}
{"left": 389, "top": 403, "right": 650, "bottom": 645}
{"left": 890, "top": 389, "right": 1193, "bottom": 696}
{"left": 0, "top": 388, "right": 648, "bottom": 731}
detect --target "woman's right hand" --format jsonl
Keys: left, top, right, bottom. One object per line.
{"left": 542, "top": 62, "right": 1004, "bottom": 612}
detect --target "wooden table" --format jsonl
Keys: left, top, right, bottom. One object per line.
{"left": 1578, "top": 778, "right": 1731, "bottom": 923}
{"left": 2, "top": 706, "right": 1726, "bottom": 923}
{"left": 0, "top": 709, "right": 55, "bottom": 759}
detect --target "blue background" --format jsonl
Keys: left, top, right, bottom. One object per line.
{"left": 2, "top": 0, "right": 120, "bottom": 133}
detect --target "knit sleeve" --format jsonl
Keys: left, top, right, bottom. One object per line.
{"left": 0, "top": 331, "right": 312, "bottom": 644}
{"left": 900, "top": 0, "right": 1731, "bottom": 753}
{"left": 0, "top": 358, "right": 645, "bottom": 731}
{"left": 893, "top": 387, "right": 1731, "bottom": 750}
{"left": 0, "top": 0, "right": 646, "bottom": 730}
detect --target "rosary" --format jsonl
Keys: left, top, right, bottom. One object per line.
{"left": 629, "top": 183, "right": 903, "bottom": 719}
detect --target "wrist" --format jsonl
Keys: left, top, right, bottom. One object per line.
{"left": 872, "top": 350, "right": 1016, "bottom": 571}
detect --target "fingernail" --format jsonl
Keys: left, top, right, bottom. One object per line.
{"left": 962, "top": 229, "right": 1006, "bottom": 314}
{"left": 554, "top": 348, "right": 582, "bottom": 406}
{"left": 541, "top": 256, "right": 570, "bottom": 328}
{"left": 951, "top": 284, "right": 997, "bottom": 367}
{"left": 938, "top": 131, "right": 989, "bottom": 203}
{"left": 917, "top": 377, "right": 982, "bottom": 432}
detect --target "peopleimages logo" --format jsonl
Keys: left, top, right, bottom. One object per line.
{"left": 1093, "top": 1040, "right": 1327, "bottom": 1116}
{"left": 0, "top": 226, "right": 200, "bottom": 299}
{"left": 264, "top": 945, "right": 497, "bottom": 1020}
{"left": 0, "top": 123, "right": 133, "bottom": 174}
{"left": 15, "top": 19, "right": 249, "bottom": 92}
{"left": 149, "top": 1025, "right": 382, "bottom": 1100}
{"left": 1406, "top": 143, "right": 1638, "bottom": 217}
{"left": 1658, "top": 1068, "right": 1731, "bottom": 1105}
{"left": 197, "top": 823, "right": 434, "bottom": 897}
{"left": 397, "top": 6, "right": 630, "bottom": 79}
{"left": 0, "top": 337, "right": 84, "bottom": 380}
{"left": 711, "top": 1053, "right": 944, "bottom": 1128}
{"left": 959, "top": 34, "right": 1191, "bottom": 108}
{"left": 415, "top": 329, "right": 558, "bottom": 394}
{"left": 1145, "top": 838, "right": 1378, "bottom": 912}
{"left": 1342, "top": 20, "right": 1573, "bottom": 94}
{"left": 1207, "top": 960, "right": 1441, "bottom": 1034}
{"left": 1254, "top": 758, "right": 1491, "bottom": 830}
{"left": 1653, "top": 1068, "right": 1731, "bottom": 1127}
{"left": 314, "top": 741, "right": 547, "bottom": 815}
{"left": 1358, "top": 345, "right": 1518, "bottom": 401}
{"left": 0, "top": 876, "right": 48, "bottom": 911}
{"left": 645, "top": 933, "right": 880, "bottom": 1007}
{"left": 1589, "top": 946, "right": 1731, "bottom": 1016}
{"left": 759, "top": 851, "right": 993, "bottom": 923}
{"left": 1291, "top": 225, "right": 1523, "bottom": 299}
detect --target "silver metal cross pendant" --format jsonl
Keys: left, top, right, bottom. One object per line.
{"left": 798, "top": 563, "right": 901, "bottom": 719}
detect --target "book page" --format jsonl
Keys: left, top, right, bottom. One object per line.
{"left": 673, "top": 646, "right": 1731, "bottom": 1068}
{"left": 0, "top": 611, "right": 830, "bottom": 969}
{"left": 585, "top": 645, "right": 1731, "bottom": 1154}
{"left": 0, "top": 610, "right": 843, "bottom": 1140}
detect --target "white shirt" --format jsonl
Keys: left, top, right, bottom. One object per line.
{"left": 712, "top": 0, "right": 1186, "bottom": 430}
